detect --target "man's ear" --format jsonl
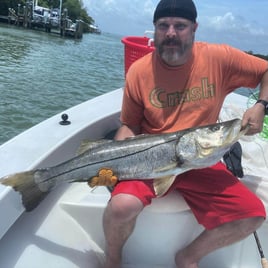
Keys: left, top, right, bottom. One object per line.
{"left": 193, "top": 22, "right": 198, "bottom": 32}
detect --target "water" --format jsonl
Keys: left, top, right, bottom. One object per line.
{"left": 0, "top": 23, "right": 264, "bottom": 145}
{"left": 0, "top": 23, "right": 125, "bottom": 145}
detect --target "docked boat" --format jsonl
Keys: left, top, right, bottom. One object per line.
{"left": 0, "top": 36, "right": 267, "bottom": 268}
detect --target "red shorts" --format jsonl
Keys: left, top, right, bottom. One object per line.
{"left": 111, "top": 162, "right": 266, "bottom": 229}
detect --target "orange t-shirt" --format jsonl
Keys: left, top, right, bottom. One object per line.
{"left": 121, "top": 42, "right": 268, "bottom": 134}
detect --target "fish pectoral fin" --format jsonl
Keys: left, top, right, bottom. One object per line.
{"left": 154, "top": 163, "right": 178, "bottom": 173}
{"left": 88, "top": 168, "right": 118, "bottom": 188}
{"left": 153, "top": 175, "right": 176, "bottom": 197}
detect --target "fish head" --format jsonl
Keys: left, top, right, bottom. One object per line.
{"left": 176, "top": 119, "right": 243, "bottom": 168}
{"left": 195, "top": 118, "right": 243, "bottom": 156}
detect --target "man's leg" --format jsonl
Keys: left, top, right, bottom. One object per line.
{"left": 173, "top": 163, "right": 266, "bottom": 267}
{"left": 103, "top": 193, "right": 144, "bottom": 268}
{"left": 175, "top": 216, "right": 264, "bottom": 268}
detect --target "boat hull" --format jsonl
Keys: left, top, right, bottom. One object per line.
{"left": 0, "top": 89, "right": 267, "bottom": 268}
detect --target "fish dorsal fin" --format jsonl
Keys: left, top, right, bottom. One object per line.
{"left": 77, "top": 139, "right": 112, "bottom": 155}
{"left": 153, "top": 175, "right": 176, "bottom": 197}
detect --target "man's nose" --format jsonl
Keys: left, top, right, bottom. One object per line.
{"left": 166, "top": 25, "right": 176, "bottom": 37}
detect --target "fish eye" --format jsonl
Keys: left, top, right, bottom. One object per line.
{"left": 210, "top": 125, "right": 220, "bottom": 132}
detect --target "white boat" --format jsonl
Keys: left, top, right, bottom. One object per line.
{"left": 0, "top": 81, "right": 268, "bottom": 267}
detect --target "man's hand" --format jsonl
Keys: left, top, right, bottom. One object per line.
{"left": 242, "top": 104, "right": 265, "bottom": 135}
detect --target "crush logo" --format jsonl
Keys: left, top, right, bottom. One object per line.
{"left": 149, "top": 78, "right": 215, "bottom": 108}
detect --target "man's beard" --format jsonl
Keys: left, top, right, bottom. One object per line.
{"left": 156, "top": 38, "right": 193, "bottom": 66}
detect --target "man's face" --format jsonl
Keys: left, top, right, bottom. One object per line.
{"left": 154, "top": 17, "right": 198, "bottom": 66}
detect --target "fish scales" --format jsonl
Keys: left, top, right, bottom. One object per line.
{"left": 36, "top": 132, "right": 181, "bottom": 189}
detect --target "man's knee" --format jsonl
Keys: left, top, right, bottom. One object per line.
{"left": 218, "top": 216, "right": 265, "bottom": 237}
{"left": 106, "top": 193, "right": 144, "bottom": 222}
{"left": 245, "top": 216, "right": 265, "bottom": 233}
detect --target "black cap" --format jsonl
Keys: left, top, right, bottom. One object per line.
{"left": 153, "top": 0, "right": 197, "bottom": 23}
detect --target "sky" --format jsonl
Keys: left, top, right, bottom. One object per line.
{"left": 83, "top": 0, "right": 268, "bottom": 55}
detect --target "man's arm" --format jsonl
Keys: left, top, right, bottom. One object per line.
{"left": 114, "top": 124, "right": 141, "bottom": 140}
{"left": 242, "top": 69, "right": 268, "bottom": 135}
{"left": 258, "top": 69, "right": 268, "bottom": 101}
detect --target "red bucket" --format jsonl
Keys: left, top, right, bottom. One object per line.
{"left": 121, "top": 36, "right": 155, "bottom": 76}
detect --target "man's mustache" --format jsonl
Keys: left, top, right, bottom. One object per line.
{"left": 161, "top": 39, "right": 181, "bottom": 46}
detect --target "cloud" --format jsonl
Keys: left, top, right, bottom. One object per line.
{"left": 84, "top": 0, "right": 155, "bottom": 35}
{"left": 201, "top": 12, "right": 265, "bottom": 36}
{"left": 84, "top": 0, "right": 268, "bottom": 54}
{"left": 210, "top": 13, "right": 241, "bottom": 30}
{"left": 196, "top": 12, "right": 268, "bottom": 53}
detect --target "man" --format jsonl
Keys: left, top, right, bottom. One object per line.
{"left": 103, "top": 0, "right": 268, "bottom": 267}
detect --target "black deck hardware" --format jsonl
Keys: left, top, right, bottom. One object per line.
{"left": 59, "top": 113, "right": 71, "bottom": 125}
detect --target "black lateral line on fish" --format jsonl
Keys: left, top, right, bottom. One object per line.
{"left": 38, "top": 137, "right": 179, "bottom": 183}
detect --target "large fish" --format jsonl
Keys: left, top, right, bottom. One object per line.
{"left": 0, "top": 119, "right": 246, "bottom": 211}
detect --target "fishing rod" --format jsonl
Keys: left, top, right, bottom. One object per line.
{"left": 246, "top": 88, "right": 268, "bottom": 267}
{"left": 253, "top": 231, "right": 268, "bottom": 268}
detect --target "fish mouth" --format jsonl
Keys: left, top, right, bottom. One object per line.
{"left": 196, "top": 119, "right": 243, "bottom": 155}
{"left": 224, "top": 119, "right": 244, "bottom": 142}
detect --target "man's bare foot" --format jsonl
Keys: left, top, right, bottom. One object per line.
{"left": 103, "top": 256, "right": 121, "bottom": 268}
{"left": 175, "top": 250, "right": 198, "bottom": 268}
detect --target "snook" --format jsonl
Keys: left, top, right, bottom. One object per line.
{"left": 0, "top": 119, "right": 245, "bottom": 211}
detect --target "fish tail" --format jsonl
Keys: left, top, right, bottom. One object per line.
{"left": 1, "top": 171, "right": 50, "bottom": 211}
